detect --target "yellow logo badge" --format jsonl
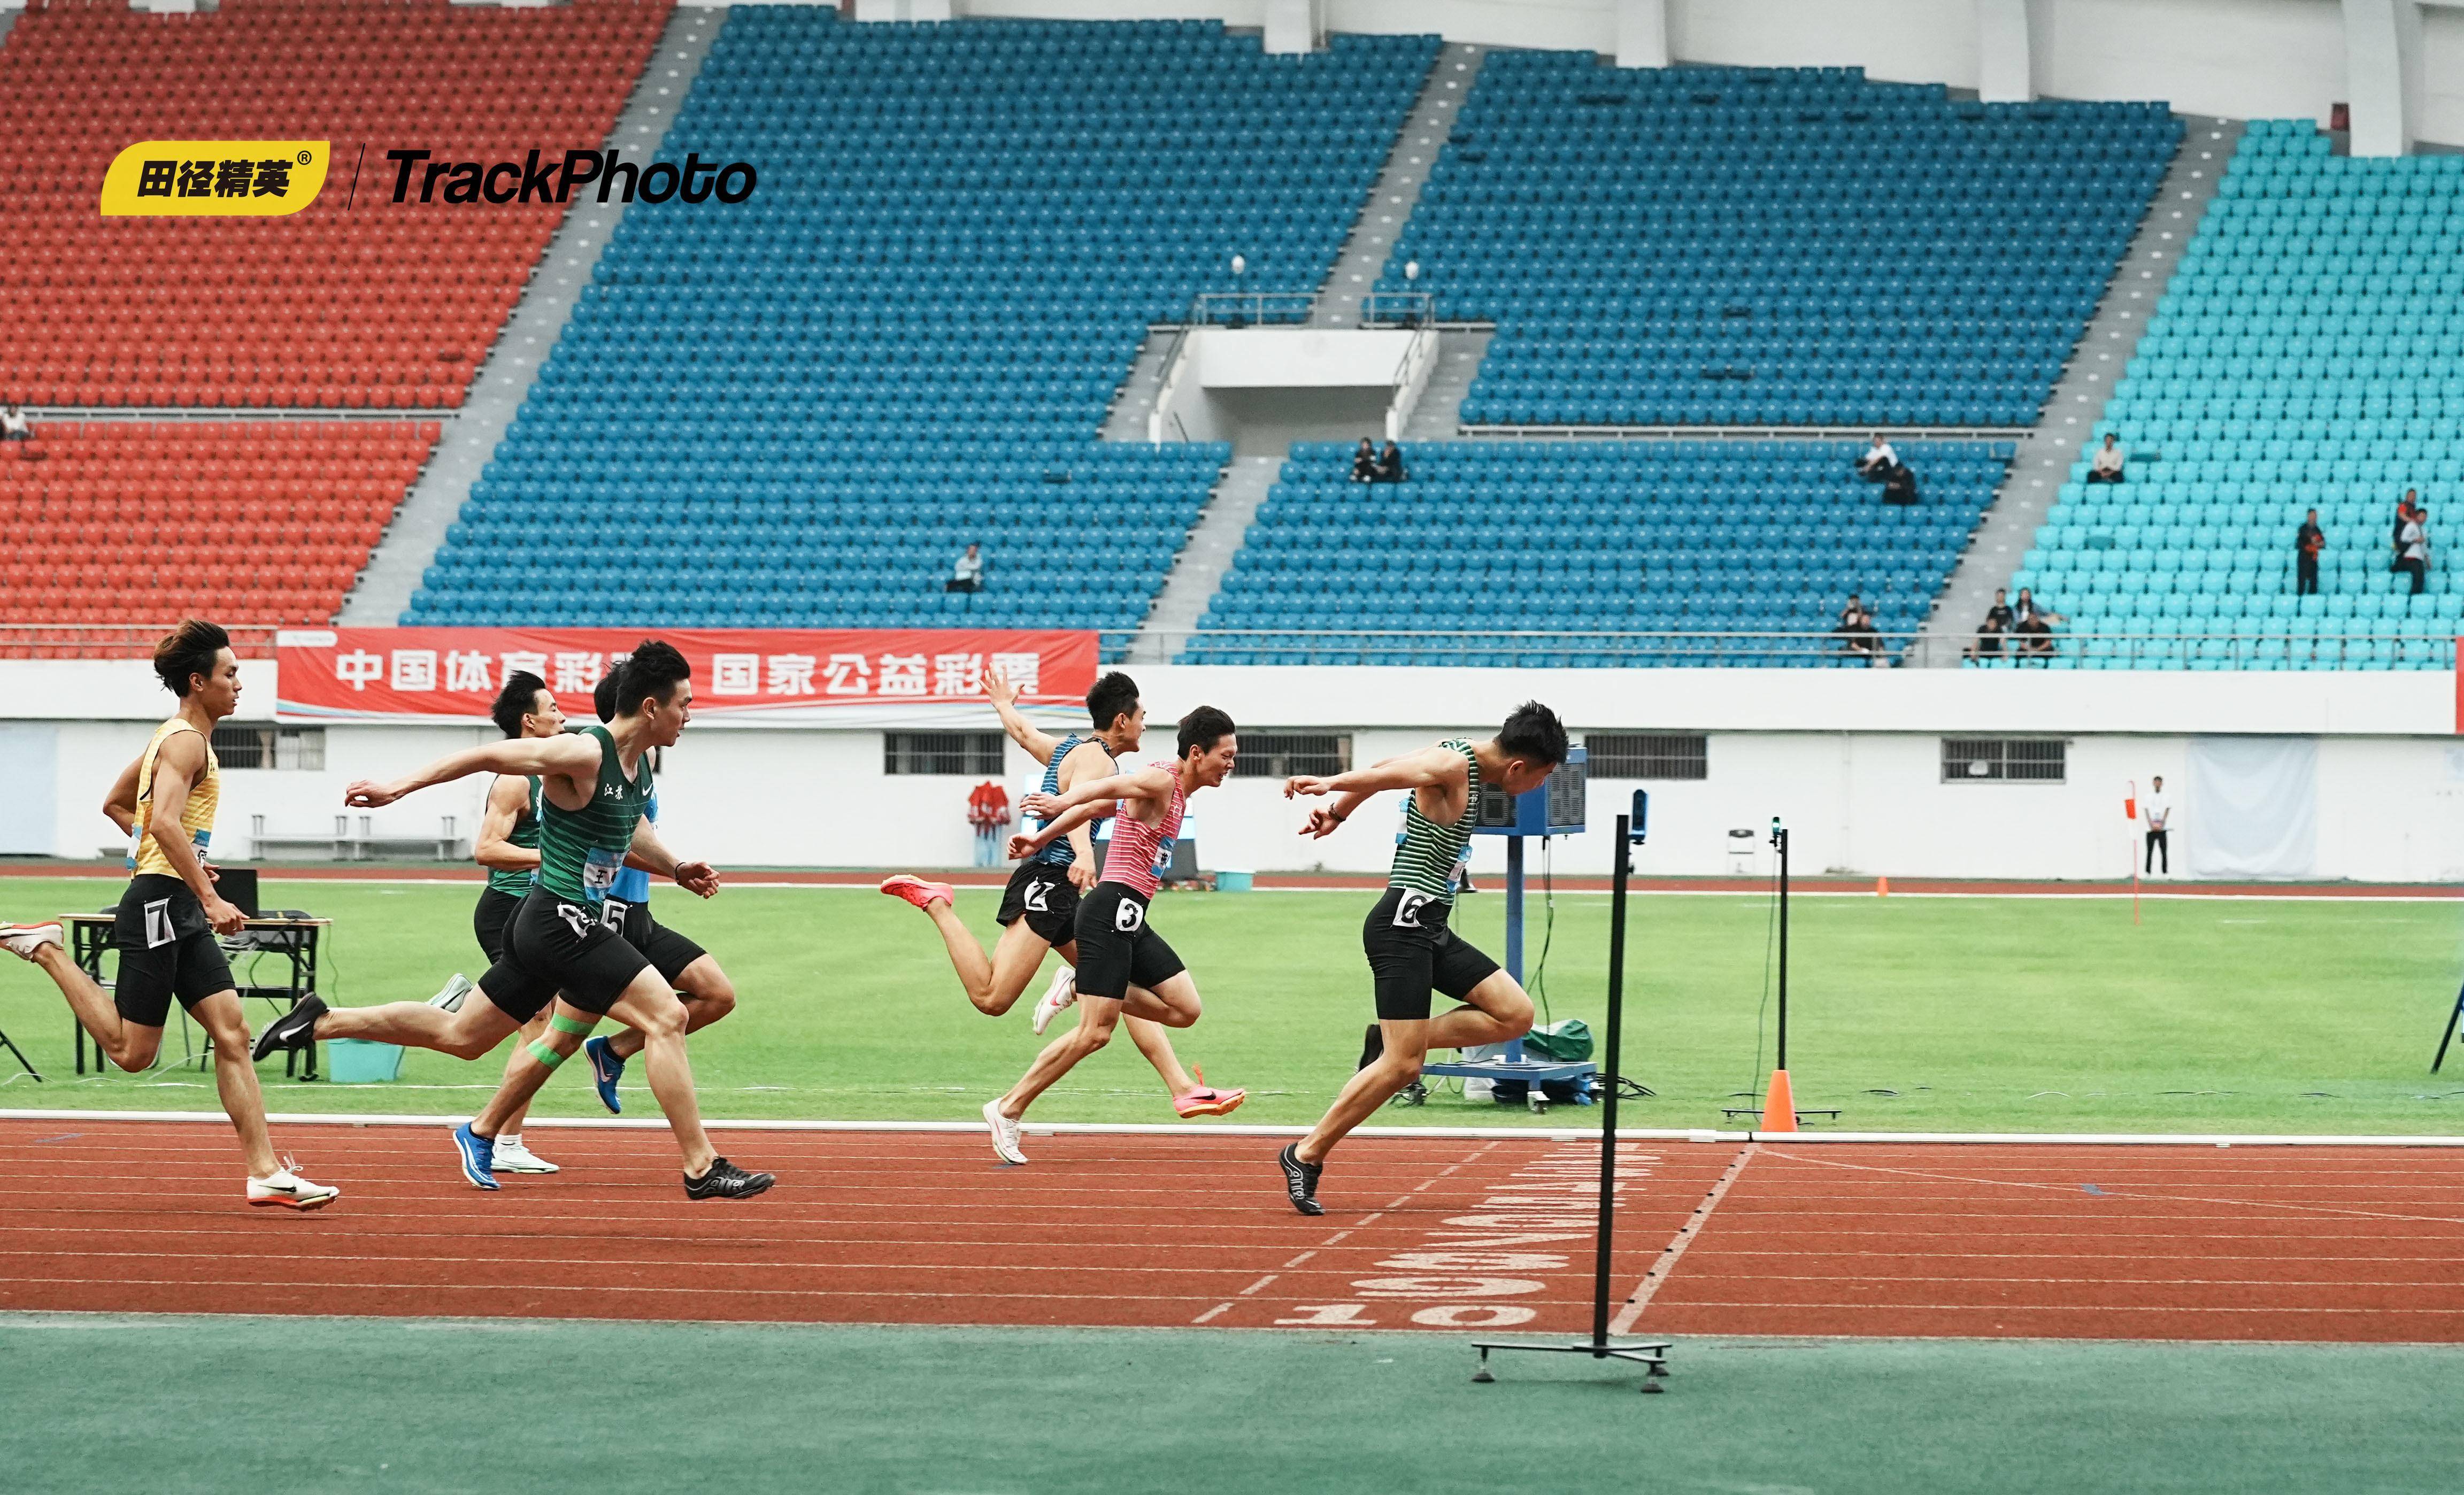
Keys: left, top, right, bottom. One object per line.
{"left": 99, "top": 141, "right": 331, "bottom": 217}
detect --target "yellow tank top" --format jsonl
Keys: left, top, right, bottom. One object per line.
{"left": 129, "top": 718, "right": 218, "bottom": 877}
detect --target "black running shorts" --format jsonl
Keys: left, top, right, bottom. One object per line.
{"left": 472, "top": 886, "right": 524, "bottom": 966}
{"left": 1361, "top": 885, "right": 1502, "bottom": 1022}
{"left": 111, "top": 874, "right": 233, "bottom": 1026}
{"left": 995, "top": 861, "right": 1080, "bottom": 947}
{"left": 482, "top": 889, "right": 654, "bottom": 1021}
{"left": 612, "top": 897, "right": 708, "bottom": 988}
{"left": 1071, "top": 882, "right": 1184, "bottom": 1003}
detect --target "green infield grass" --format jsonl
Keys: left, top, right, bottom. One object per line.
{"left": 2, "top": 875, "right": 2460, "bottom": 1134}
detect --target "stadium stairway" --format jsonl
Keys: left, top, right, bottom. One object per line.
{"left": 343, "top": 4, "right": 719, "bottom": 623}
{"left": 1403, "top": 328, "right": 1492, "bottom": 440}
{"left": 1310, "top": 43, "right": 1480, "bottom": 328}
{"left": 1124, "top": 453, "right": 1280, "bottom": 664}
{"left": 1916, "top": 115, "right": 2235, "bottom": 651}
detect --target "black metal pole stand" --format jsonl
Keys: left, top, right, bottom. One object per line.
{"left": 2434, "top": 978, "right": 2464, "bottom": 1073}
{"left": 1469, "top": 811, "right": 1672, "bottom": 1392}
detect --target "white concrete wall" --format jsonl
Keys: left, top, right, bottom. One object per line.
{"left": 11, "top": 659, "right": 2459, "bottom": 879}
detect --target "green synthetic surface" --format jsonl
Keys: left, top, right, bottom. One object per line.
{"left": 3, "top": 876, "right": 2461, "bottom": 1132}
{"left": 3, "top": 1314, "right": 2459, "bottom": 1493}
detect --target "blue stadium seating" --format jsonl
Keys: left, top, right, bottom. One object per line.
{"left": 1185, "top": 440, "right": 2010, "bottom": 665}
{"left": 2009, "top": 121, "right": 2464, "bottom": 671}
{"left": 1379, "top": 52, "right": 2178, "bottom": 428}
{"left": 406, "top": 13, "right": 1439, "bottom": 647}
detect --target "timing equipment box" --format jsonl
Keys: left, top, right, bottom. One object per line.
{"left": 1473, "top": 745, "right": 1585, "bottom": 836}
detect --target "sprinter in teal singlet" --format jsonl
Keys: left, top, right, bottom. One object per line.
{"left": 259, "top": 641, "right": 773, "bottom": 1201}
{"left": 1270, "top": 702, "right": 1571, "bottom": 1215}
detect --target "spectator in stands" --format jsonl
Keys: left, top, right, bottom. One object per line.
{"left": 2014, "top": 608, "right": 2057, "bottom": 664}
{"left": 2013, "top": 588, "right": 2061, "bottom": 628}
{"left": 2397, "top": 506, "right": 2430, "bottom": 596}
{"left": 1836, "top": 592, "right": 1865, "bottom": 631}
{"left": 946, "top": 542, "right": 984, "bottom": 595}
{"left": 1374, "top": 441, "right": 1407, "bottom": 483}
{"left": 1833, "top": 604, "right": 1881, "bottom": 666}
{"left": 2295, "top": 510, "right": 2324, "bottom": 595}
{"left": 1854, "top": 435, "right": 1898, "bottom": 482}
{"left": 0, "top": 404, "right": 27, "bottom": 441}
{"left": 2086, "top": 433, "right": 2126, "bottom": 484}
{"left": 1881, "top": 461, "right": 1920, "bottom": 506}
{"left": 1968, "top": 589, "right": 2014, "bottom": 661}
{"left": 1350, "top": 438, "right": 1379, "bottom": 483}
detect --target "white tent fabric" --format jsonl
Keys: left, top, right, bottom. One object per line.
{"left": 2184, "top": 736, "right": 2317, "bottom": 878}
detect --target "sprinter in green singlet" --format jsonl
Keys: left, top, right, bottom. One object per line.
{"left": 256, "top": 641, "right": 773, "bottom": 1200}
{"left": 1272, "top": 702, "right": 1569, "bottom": 1215}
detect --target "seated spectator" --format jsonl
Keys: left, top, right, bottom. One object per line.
{"left": 2397, "top": 507, "right": 2430, "bottom": 596}
{"left": 1373, "top": 440, "right": 1406, "bottom": 483}
{"left": 1350, "top": 437, "right": 1378, "bottom": 483}
{"left": 1836, "top": 592, "right": 1865, "bottom": 630}
{"left": 1833, "top": 605, "right": 1882, "bottom": 666}
{"left": 2295, "top": 510, "right": 2324, "bottom": 595}
{"left": 1881, "top": 462, "right": 1920, "bottom": 505}
{"left": 2014, "top": 610, "right": 2056, "bottom": 663}
{"left": 1968, "top": 588, "right": 2014, "bottom": 660}
{"left": 946, "top": 542, "right": 984, "bottom": 594}
{"left": 0, "top": 404, "right": 27, "bottom": 441}
{"left": 2012, "top": 587, "right": 2061, "bottom": 628}
{"left": 2086, "top": 433, "right": 2126, "bottom": 483}
{"left": 1854, "top": 434, "right": 1898, "bottom": 481}
{"left": 2392, "top": 488, "right": 2421, "bottom": 560}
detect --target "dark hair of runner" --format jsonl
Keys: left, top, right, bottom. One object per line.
{"left": 1497, "top": 700, "right": 1569, "bottom": 768}
{"left": 615, "top": 639, "right": 690, "bottom": 715}
{"left": 592, "top": 667, "right": 621, "bottom": 725}
{"left": 1086, "top": 671, "right": 1139, "bottom": 733}
{"left": 491, "top": 671, "right": 550, "bottom": 738}
{"left": 1175, "top": 705, "right": 1235, "bottom": 759}
{"left": 152, "top": 619, "right": 230, "bottom": 698}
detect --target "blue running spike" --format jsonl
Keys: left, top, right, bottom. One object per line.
{"left": 584, "top": 1034, "right": 625, "bottom": 1115}
{"left": 452, "top": 1122, "right": 499, "bottom": 1191}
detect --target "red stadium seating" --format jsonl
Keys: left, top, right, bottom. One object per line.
{"left": 0, "top": 0, "right": 669, "bottom": 410}
{"left": 0, "top": 420, "right": 438, "bottom": 628}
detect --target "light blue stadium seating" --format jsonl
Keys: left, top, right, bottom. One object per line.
{"left": 1183, "top": 440, "right": 2009, "bottom": 665}
{"left": 1379, "top": 53, "right": 2178, "bottom": 428}
{"left": 2011, "top": 121, "right": 2464, "bottom": 671}
{"left": 404, "top": 13, "right": 1439, "bottom": 651}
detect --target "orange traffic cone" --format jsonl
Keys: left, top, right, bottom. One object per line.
{"left": 1875, "top": 874, "right": 1890, "bottom": 897}
{"left": 1759, "top": 1068, "right": 1798, "bottom": 1134}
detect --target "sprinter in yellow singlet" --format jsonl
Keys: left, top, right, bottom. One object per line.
{"left": 1, "top": 621, "right": 338, "bottom": 1208}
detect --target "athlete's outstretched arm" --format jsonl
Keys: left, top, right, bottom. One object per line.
{"left": 629, "top": 818, "right": 718, "bottom": 899}
{"left": 1054, "top": 739, "right": 1116, "bottom": 887}
{"left": 343, "top": 734, "right": 599, "bottom": 808}
{"left": 984, "top": 665, "right": 1061, "bottom": 765}
{"left": 473, "top": 774, "right": 540, "bottom": 873}
{"left": 1020, "top": 764, "right": 1171, "bottom": 828}
{"left": 1285, "top": 745, "right": 1470, "bottom": 839}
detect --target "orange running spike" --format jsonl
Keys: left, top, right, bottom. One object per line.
{"left": 1760, "top": 1068, "right": 1799, "bottom": 1134}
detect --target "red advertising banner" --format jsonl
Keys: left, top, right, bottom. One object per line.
{"left": 275, "top": 628, "right": 1099, "bottom": 724}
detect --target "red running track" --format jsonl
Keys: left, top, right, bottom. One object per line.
{"left": 2, "top": 1122, "right": 2460, "bottom": 1342}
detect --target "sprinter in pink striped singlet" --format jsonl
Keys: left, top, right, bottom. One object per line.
{"left": 973, "top": 705, "right": 1238, "bottom": 1164}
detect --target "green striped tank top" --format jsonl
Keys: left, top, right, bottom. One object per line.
{"left": 484, "top": 775, "right": 544, "bottom": 897}
{"left": 1389, "top": 738, "right": 1479, "bottom": 903}
{"left": 537, "top": 727, "right": 651, "bottom": 904}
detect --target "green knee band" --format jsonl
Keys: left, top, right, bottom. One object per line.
{"left": 549, "top": 1013, "right": 597, "bottom": 1037}
{"left": 526, "top": 1038, "right": 568, "bottom": 1070}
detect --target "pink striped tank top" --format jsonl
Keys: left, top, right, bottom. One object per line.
{"left": 1098, "top": 764, "right": 1186, "bottom": 899}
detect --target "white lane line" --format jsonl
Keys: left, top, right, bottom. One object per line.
{"left": 1610, "top": 1141, "right": 1759, "bottom": 1336}
{"left": 1237, "top": 1275, "right": 1279, "bottom": 1296}
{"left": 1191, "top": 1302, "right": 1233, "bottom": 1323}
{"left": 1771, "top": 1152, "right": 2464, "bottom": 1229}
{"left": 1281, "top": 1251, "right": 1316, "bottom": 1268}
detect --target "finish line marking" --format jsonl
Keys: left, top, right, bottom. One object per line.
{"left": 1612, "top": 1140, "right": 1757, "bottom": 1335}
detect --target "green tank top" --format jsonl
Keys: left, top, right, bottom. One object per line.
{"left": 1389, "top": 738, "right": 1480, "bottom": 903}
{"left": 483, "top": 775, "right": 543, "bottom": 897}
{"left": 536, "top": 727, "right": 651, "bottom": 904}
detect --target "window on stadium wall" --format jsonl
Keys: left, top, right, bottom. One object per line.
{"left": 1941, "top": 737, "right": 2067, "bottom": 784}
{"left": 1584, "top": 734, "right": 1708, "bottom": 781}
{"left": 1229, "top": 733, "right": 1351, "bottom": 779}
{"left": 211, "top": 725, "right": 325, "bottom": 772}
{"left": 883, "top": 731, "right": 1006, "bottom": 776}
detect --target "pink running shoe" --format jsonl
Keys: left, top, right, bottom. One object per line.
{"left": 877, "top": 875, "right": 956, "bottom": 912}
{"left": 1173, "top": 1065, "right": 1247, "bottom": 1119}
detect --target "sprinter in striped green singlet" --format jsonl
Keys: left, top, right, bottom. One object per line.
{"left": 1271, "top": 702, "right": 1571, "bottom": 1215}
{"left": 256, "top": 641, "right": 773, "bottom": 1201}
